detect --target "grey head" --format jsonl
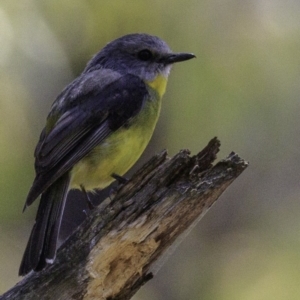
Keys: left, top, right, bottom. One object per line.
{"left": 84, "top": 33, "right": 195, "bottom": 81}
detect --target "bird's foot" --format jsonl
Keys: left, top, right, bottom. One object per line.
{"left": 111, "top": 173, "right": 129, "bottom": 185}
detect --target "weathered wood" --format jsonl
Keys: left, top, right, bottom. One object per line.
{"left": 0, "top": 138, "right": 248, "bottom": 300}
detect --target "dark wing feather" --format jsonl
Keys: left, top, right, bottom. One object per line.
{"left": 25, "top": 73, "right": 149, "bottom": 206}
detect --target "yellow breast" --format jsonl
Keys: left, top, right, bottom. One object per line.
{"left": 146, "top": 74, "right": 168, "bottom": 98}
{"left": 70, "top": 89, "right": 163, "bottom": 191}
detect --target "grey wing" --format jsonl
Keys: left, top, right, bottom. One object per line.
{"left": 25, "top": 73, "right": 149, "bottom": 207}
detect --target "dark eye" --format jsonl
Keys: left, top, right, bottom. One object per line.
{"left": 138, "top": 49, "right": 153, "bottom": 61}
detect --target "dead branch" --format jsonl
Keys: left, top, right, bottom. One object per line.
{"left": 0, "top": 138, "right": 248, "bottom": 300}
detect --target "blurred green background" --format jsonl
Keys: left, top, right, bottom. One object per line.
{"left": 1, "top": 0, "right": 300, "bottom": 299}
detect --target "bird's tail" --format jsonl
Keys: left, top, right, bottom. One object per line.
{"left": 19, "top": 173, "right": 70, "bottom": 276}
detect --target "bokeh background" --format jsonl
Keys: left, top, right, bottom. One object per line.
{"left": 1, "top": 0, "right": 300, "bottom": 299}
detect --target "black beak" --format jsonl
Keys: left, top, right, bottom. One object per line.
{"left": 161, "top": 52, "right": 196, "bottom": 64}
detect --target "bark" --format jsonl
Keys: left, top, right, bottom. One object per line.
{"left": 0, "top": 138, "right": 248, "bottom": 300}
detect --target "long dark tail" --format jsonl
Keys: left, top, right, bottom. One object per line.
{"left": 19, "top": 173, "right": 70, "bottom": 276}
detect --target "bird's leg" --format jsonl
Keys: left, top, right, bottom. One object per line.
{"left": 80, "top": 185, "right": 96, "bottom": 210}
{"left": 109, "top": 173, "right": 129, "bottom": 199}
{"left": 111, "top": 173, "right": 129, "bottom": 185}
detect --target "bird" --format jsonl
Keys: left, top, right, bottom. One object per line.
{"left": 19, "top": 33, "right": 195, "bottom": 276}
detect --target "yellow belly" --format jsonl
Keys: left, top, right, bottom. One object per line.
{"left": 70, "top": 95, "right": 161, "bottom": 191}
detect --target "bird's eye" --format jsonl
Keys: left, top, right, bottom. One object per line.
{"left": 137, "top": 49, "right": 153, "bottom": 61}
